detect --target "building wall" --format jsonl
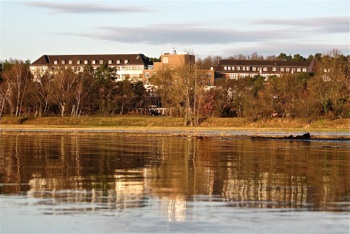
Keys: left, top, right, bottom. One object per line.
{"left": 153, "top": 53, "right": 195, "bottom": 70}
{"left": 143, "top": 52, "right": 214, "bottom": 86}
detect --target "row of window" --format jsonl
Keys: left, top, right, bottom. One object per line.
{"left": 49, "top": 65, "right": 144, "bottom": 72}
{"left": 119, "top": 66, "right": 144, "bottom": 71}
{"left": 228, "top": 73, "right": 276, "bottom": 79}
{"left": 53, "top": 59, "right": 130, "bottom": 65}
{"left": 223, "top": 66, "right": 307, "bottom": 73}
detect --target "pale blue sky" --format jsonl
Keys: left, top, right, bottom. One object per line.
{"left": 1, "top": 0, "right": 349, "bottom": 61}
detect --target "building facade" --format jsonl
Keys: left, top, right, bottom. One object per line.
{"left": 30, "top": 54, "right": 153, "bottom": 82}
{"left": 214, "top": 59, "right": 316, "bottom": 80}
{"left": 143, "top": 51, "right": 214, "bottom": 86}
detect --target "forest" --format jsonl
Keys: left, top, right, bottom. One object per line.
{"left": 0, "top": 50, "right": 349, "bottom": 125}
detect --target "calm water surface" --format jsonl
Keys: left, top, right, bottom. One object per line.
{"left": 1, "top": 134, "right": 349, "bottom": 233}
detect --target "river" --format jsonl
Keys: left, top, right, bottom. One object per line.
{"left": 0, "top": 134, "right": 349, "bottom": 233}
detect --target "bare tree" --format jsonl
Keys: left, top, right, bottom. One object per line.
{"left": 0, "top": 79, "right": 12, "bottom": 117}
{"left": 152, "top": 64, "right": 210, "bottom": 126}
{"left": 49, "top": 68, "right": 78, "bottom": 117}
{"left": 196, "top": 55, "right": 222, "bottom": 69}
{"left": 71, "top": 70, "right": 98, "bottom": 117}
{"left": 1, "top": 60, "right": 30, "bottom": 116}
{"left": 31, "top": 70, "right": 52, "bottom": 117}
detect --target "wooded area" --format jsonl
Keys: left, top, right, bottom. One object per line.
{"left": 0, "top": 50, "right": 349, "bottom": 125}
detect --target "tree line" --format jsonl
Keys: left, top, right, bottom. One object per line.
{"left": 0, "top": 62, "right": 158, "bottom": 118}
{"left": 0, "top": 50, "right": 349, "bottom": 124}
{"left": 196, "top": 52, "right": 323, "bottom": 69}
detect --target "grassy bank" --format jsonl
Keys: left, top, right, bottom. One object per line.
{"left": 0, "top": 116, "right": 349, "bottom": 131}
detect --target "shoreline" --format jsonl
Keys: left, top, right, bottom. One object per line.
{"left": 1, "top": 125, "right": 349, "bottom": 140}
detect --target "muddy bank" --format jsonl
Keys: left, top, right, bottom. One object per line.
{"left": 1, "top": 125, "right": 349, "bottom": 140}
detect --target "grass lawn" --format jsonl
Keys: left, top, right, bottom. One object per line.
{"left": 0, "top": 116, "right": 349, "bottom": 132}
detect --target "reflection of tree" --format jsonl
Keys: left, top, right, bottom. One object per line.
{"left": 145, "top": 138, "right": 350, "bottom": 213}
{"left": 0, "top": 134, "right": 349, "bottom": 216}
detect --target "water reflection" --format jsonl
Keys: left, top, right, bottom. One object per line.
{"left": 1, "top": 134, "right": 349, "bottom": 222}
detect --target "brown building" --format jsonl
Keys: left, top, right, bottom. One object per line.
{"left": 143, "top": 52, "right": 214, "bottom": 86}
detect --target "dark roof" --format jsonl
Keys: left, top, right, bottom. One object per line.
{"left": 31, "top": 54, "right": 153, "bottom": 66}
{"left": 218, "top": 59, "right": 311, "bottom": 67}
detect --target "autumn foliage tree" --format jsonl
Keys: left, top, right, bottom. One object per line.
{"left": 1, "top": 50, "right": 348, "bottom": 121}
{"left": 309, "top": 50, "right": 350, "bottom": 117}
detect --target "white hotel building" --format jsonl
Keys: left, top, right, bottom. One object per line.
{"left": 30, "top": 54, "right": 154, "bottom": 82}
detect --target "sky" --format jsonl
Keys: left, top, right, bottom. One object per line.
{"left": 1, "top": 0, "right": 349, "bottom": 62}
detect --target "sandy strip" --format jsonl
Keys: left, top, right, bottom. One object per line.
{"left": 1, "top": 125, "right": 349, "bottom": 140}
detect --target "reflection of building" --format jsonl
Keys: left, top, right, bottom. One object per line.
{"left": 27, "top": 169, "right": 146, "bottom": 212}
{"left": 2, "top": 134, "right": 348, "bottom": 218}
{"left": 112, "top": 169, "right": 146, "bottom": 209}
{"left": 30, "top": 54, "right": 153, "bottom": 82}
{"left": 222, "top": 172, "right": 308, "bottom": 208}
{"left": 160, "top": 195, "right": 187, "bottom": 222}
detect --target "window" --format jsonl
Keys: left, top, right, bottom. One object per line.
{"left": 232, "top": 66, "right": 235, "bottom": 71}
{"left": 117, "top": 60, "right": 121, "bottom": 64}
{"left": 280, "top": 67, "right": 285, "bottom": 72}
{"left": 92, "top": 60, "right": 96, "bottom": 65}
{"left": 69, "top": 60, "right": 73, "bottom": 65}
{"left": 62, "top": 60, "right": 66, "bottom": 65}
{"left": 263, "top": 67, "right": 268, "bottom": 72}
{"left": 286, "top": 68, "right": 290, "bottom": 72}
{"left": 54, "top": 60, "right": 58, "bottom": 65}
{"left": 228, "top": 66, "right": 231, "bottom": 70}
{"left": 237, "top": 66, "right": 240, "bottom": 71}
{"left": 323, "top": 75, "right": 331, "bottom": 82}
{"left": 84, "top": 60, "right": 89, "bottom": 64}
{"left": 246, "top": 67, "right": 250, "bottom": 71}
{"left": 99, "top": 60, "right": 104, "bottom": 65}
{"left": 224, "top": 66, "right": 227, "bottom": 70}
{"left": 108, "top": 60, "right": 113, "bottom": 65}
{"left": 242, "top": 67, "right": 246, "bottom": 71}
{"left": 77, "top": 60, "right": 81, "bottom": 65}
{"left": 302, "top": 68, "right": 307, "bottom": 72}
{"left": 252, "top": 67, "right": 256, "bottom": 71}
{"left": 297, "top": 68, "right": 301, "bottom": 72}
{"left": 124, "top": 59, "right": 129, "bottom": 64}
{"left": 229, "top": 73, "right": 238, "bottom": 80}
{"left": 272, "top": 67, "right": 277, "bottom": 72}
